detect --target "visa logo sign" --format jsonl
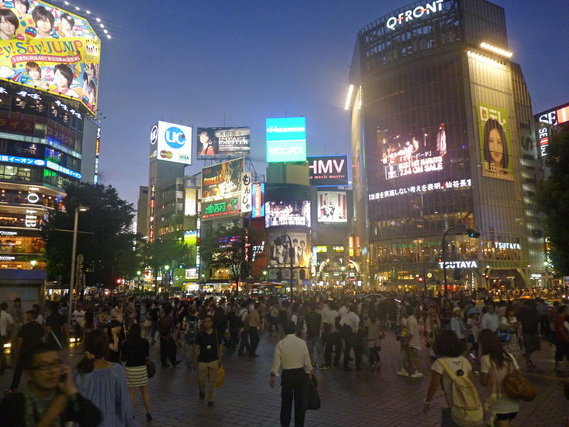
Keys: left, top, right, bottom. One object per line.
{"left": 164, "top": 127, "right": 186, "bottom": 149}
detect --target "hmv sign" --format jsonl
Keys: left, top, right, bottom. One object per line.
{"left": 308, "top": 155, "right": 349, "bottom": 186}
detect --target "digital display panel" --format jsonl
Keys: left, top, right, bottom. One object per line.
{"left": 154, "top": 121, "right": 192, "bottom": 165}
{"left": 308, "top": 155, "right": 349, "bottom": 186}
{"left": 251, "top": 183, "right": 264, "bottom": 218}
{"left": 196, "top": 127, "right": 250, "bottom": 158}
{"left": 266, "top": 117, "right": 306, "bottom": 163}
{"left": 380, "top": 125, "right": 445, "bottom": 179}
{"left": 267, "top": 231, "right": 310, "bottom": 268}
{"left": 265, "top": 200, "right": 311, "bottom": 228}
{"left": 317, "top": 191, "right": 347, "bottom": 223}
{"left": 0, "top": 1, "right": 101, "bottom": 115}
{"left": 201, "top": 197, "right": 240, "bottom": 219}
{"left": 478, "top": 102, "right": 513, "bottom": 181}
{"left": 201, "top": 157, "right": 244, "bottom": 201}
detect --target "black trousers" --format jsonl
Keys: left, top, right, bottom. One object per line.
{"left": 248, "top": 327, "right": 260, "bottom": 355}
{"left": 324, "top": 332, "right": 342, "bottom": 366}
{"left": 160, "top": 335, "right": 177, "bottom": 366}
{"left": 343, "top": 333, "right": 362, "bottom": 369}
{"left": 280, "top": 368, "right": 306, "bottom": 427}
{"left": 238, "top": 327, "right": 250, "bottom": 354}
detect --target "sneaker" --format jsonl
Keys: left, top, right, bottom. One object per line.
{"left": 397, "top": 369, "right": 409, "bottom": 377}
{"left": 320, "top": 365, "right": 330, "bottom": 370}
{"left": 410, "top": 372, "right": 423, "bottom": 378}
{"left": 146, "top": 413, "right": 153, "bottom": 421}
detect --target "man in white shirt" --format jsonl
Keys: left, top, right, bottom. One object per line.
{"left": 340, "top": 304, "right": 362, "bottom": 371}
{"left": 323, "top": 301, "right": 341, "bottom": 368}
{"left": 0, "top": 301, "right": 14, "bottom": 375}
{"left": 270, "top": 321, "right": 313, "bottom": 427}
{"left": 481, "top": 303, "right": 500, "bottom": 333}
{"left": 338, "top": 299, "right": 350, "bottom": 318}
{"left": 398, "top": 305, "right": 422, "bottom": 378}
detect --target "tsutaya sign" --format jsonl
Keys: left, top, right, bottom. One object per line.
{"left": 386, "top": 0, "right": 444, "bottom": 30}
{"left": 438, "top": 260, "right": 478, "bottom": 269}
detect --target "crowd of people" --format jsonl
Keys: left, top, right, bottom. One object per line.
{"left": 0, "top": 288, "right": 566, "bottom": 426}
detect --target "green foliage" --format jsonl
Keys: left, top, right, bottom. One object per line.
{"left": 42, "top": 182, "right": 138, "bottom": 288}
{"left": 141, "top": 238, "right": 192, "bottom": 280}
{"left": 535, "top": 129, "right": 569, "bottom": 275}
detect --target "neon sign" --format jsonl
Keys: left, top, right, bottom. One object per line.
{"left": 386, "top": 0, "right": 444, "bottom": 31}
{"left": 369, "top": 179, "right": 471, "bottom": 201}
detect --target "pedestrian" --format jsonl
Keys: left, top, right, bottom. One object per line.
{"left": 304, "top": 301, "right": 325, "bottom": 369}
{"left": 237, "top": 302, "right": 250, "bottom": 355}
{"left": 270, "top": 320, "right": 313, "bottom": 427}
{"left": 0, "top": 301, "right": 14, "bottom": 375}
{"left": 105, "top": 320, "right": 124, "bottom": 364}
{"left": 158, "top": 304, "right": 181, "bottom": 368}
{"left": 193, "top": 315, "right": 222, "bottom": 406}
{"left": 8, "top": 297, "right": 23, "bottom": 346}
{"left": 365, "top": 311, "right": 384, "bottom": 371}
{"left": 499, "top": 306, "right": 522, "bottom": 363}
{"left": 481, "top": 303, "right": 500, "bottom": 333}
{"left": 340, "top": 303, "right": 362, "bottom": 371}
{"left": 45, "top": 301, "right": 67, "bottom": 351}
{"left": 323, "top": 301, "right": 342, "bottom": 368}
{"left": 122, "top": 323, "right": 152, "bottom": 421}
{"left": 450, "top": 307, "right": 467, "bottom": 354}
{"left": 426, "top": 307, "right": 441, "bottom": 358}
{"left": 553, "top": 305, "right": 569, "bottom": 372}
{"left": 478, "top": 328, "right": 522, "bottom": 426}
{"left": 516, "top": 300, "right": 540, "bottom": 368}
{"left": 0, "top": 343, "right": 101, "bottom": 426}
{"left": 248, "top": 301, "right": 262, "bottom": 357}
{"left": 397, "top": 304, "right": 423, "bottom": 378}
{"left": 423, "top": 329, "right": 478, "bottom": 426}
{"left": 184, "top": 304, "right": 200, "bottom": 367}
{"left": 73, "top": 329, "right": 136, "bottom": 426}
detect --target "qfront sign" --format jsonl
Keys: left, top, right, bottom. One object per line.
{"left": 386, "top": 0, "right": 444, "bottom": 31}
{"left": 438, "top": 260, "right": 478, "bottom": 269}
{"left": 266, "top": 117, "right": 307, "bottom": 163}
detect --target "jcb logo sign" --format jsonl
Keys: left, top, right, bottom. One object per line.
{"left": 165, "top": 127, "right": 186, "bottom": 149}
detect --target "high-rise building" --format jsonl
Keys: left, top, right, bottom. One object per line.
{"left": 347, "top": 0, "right": 543, "bottom": 290}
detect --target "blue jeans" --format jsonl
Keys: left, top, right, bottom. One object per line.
{"left": 306, "top": 336, "right": 323, "bottom": 362}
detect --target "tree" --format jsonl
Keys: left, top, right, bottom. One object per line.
{"left": 42, "top": 183, "right": 138, "bottom": 288}
{"left": 535, "top": 129, "right": 569, "bottom": 275}
{"left": 141, "top": 238, "right": 192, "bottom": 292}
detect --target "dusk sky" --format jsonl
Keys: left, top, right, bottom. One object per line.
{"left": 82, "top": 0, "right": 569, "bottom": 209}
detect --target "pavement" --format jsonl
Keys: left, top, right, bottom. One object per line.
{"left": 1, "top": 329, "right": 567, "bottom": 426}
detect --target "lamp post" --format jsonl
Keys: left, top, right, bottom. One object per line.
{"left": 68, "top": 206, "right": 88, "bottom": 327}
{"left": 442, "top": 227, "right": 455, "bottom": 300}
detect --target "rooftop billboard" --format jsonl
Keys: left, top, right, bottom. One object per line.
{"left": 266, "top": 117, "right": 306, "bottom": 163}
{"left": 0, "top": 1, "right": 101, "bottom": 115}
{"left": 151, "top": 121, "right": 192, "bottom": 165}
{"left": 201, "top": 157, "right": 244, "bottom": 201}
{"left": 308, "top": 155, "right": 349, "bottom": 186}
{"left": 196, "top": 127, "right": 250, "bottom": 158}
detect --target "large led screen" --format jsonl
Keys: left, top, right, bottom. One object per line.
{"left": 152, "top": 121, "right": 192, "bottom": 165}
{"left": 266, "top": 117, "right": 306, "bottom": 163}
{"left": 380, "top": 125, "right": 446, "bottom": 180}
{"left": 196, "top": 127, "right": 250, "bottom": 158}
{"left": 267, "top": 231, "right": 310, "bottom": 267}
{"left": 308, "top": 155, "right": 349, "bottom": 186}
{"left": 317, "top": 191, "right": 347, "bottom": 223}
{"left": 0, "top": 1, "right": 100, "bottom": 115}
{"left": 265, "top": 200, "right": 311, "bottom": 228}
{"left": 478, "top": 102, "right": 513, "bottom": 181}
{"left": 201, "top": 157, "right": 244, "bottom": 201}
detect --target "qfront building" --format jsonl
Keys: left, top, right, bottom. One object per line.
{"left": 347, "top": 0, "right": 543, "bottom": 290}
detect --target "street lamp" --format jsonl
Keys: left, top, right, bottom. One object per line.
{"left": 68, "top": 205, "right": 88, "bottom": 327}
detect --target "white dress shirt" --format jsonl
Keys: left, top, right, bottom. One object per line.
{"left": 271, "top": 333, "right": 313, "bottom": 376}
{"left": 0, "top": 310, "right": 14, "bottom": 336}
{"left": 340, "top": 311, "right": 360, "bottom": 333}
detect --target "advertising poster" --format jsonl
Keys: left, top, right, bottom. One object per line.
{"left": 308, "top": 155, "right": 349, "bottom": 186}
{"left": 184, "top": 177, "right": 197, "bottom": 216}
{"left": 267, "top": 231, "right": 310, "bottom": 268}
{"left": 265, "top": 200, "right": 311, "bottom": 228}
{"left": 196, "top": 127, "right": 250, "bottom": 158}
{"left": 317, "top": 191, "right": 347, "bottom": 223}
{"left": 0, "top": 1, "right": 101, "bottom": 115}
{"left": 201, "top": 157, "right": 244, "bottom": 201}
{"left": 153, "top": 121, "right": 192, "bottom": 165}
{"left": 379, "top": 124, "right": 446, "bottom": 179}
{"left": 478, "top": 102, "right": 513, "bottom": 181}
{"left": 266, "top": 117, "right": 306, "bottom": 163}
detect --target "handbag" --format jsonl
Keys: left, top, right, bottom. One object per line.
{"left": 502, "top": 363, "right": 536, "bottom": 401}
{"left": 301, "top": 375, "right": 321, "bottom": 411}
{"left": 146, "top": 360, "right": 156, "bottom": 378}
{"left": 216, "top": 365, "right": 225, "bottom": 387}
{"left": 496, "top": 327, "right": 511, "bottom": 343}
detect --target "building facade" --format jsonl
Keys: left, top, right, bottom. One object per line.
{"left": 348, "top": 0, "right": 543, "bottom": 290}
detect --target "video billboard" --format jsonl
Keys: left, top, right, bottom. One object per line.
{"left": 308, "top": 155, "right": 349, "bottom": 186}
{"left": 317, "top": 191, "right": 347, "bottom": 223}
{"left": 265, "top": 200, "right": 311, "bottom": 228}
{"left": 478, "top": 102, "right": 513, "bottom": 181}
{"left": 267, "top": 231, "right": 310, "bottom": 267}
{"left": 201, "top": 157, "right": 244, "bottom": 201}
{"left": 196, "top": 127, "right": 250, "bottom": 158}
{"left": 152, "top": 121, "right": 192, "bottom": 165}
{"left": 266, "top": 117, "right": 306, "bottom": 163}
{"left": 0, "top": 1, "right": 101, "bottom": 115}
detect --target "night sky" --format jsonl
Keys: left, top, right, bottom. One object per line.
{"left": 77, "top": 0, "right": 569, "bottom": 209}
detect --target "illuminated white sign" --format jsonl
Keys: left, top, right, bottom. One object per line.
{"left": 27, "top": 193, "right": 40, "bottom": 204}
{"left": 494, "top": 242, "right": 521, "bottom": 250}
{"left": 369, "top": 179, "right": 471, "bottom": 201}
{"left": 155, "top": 121, "right": 192, "bottom": 165}
{"left": 385, "top": 155, "right": 443, "bottom": 179}
{"left": 25, "top": 209, "right": 38, "bottom": 228}
{"left": 0, "top": 255, "right": 15, "bottom": 261}
{"left": 386, "top": 0, "right": 444, "bottom": 30}
{"left": 0, "top": 230, "right": 17, "bottom": 236}
{"left": 438, "top": 260, "right": 478, "bottom": 269}
{"left": 241, "top": 172, "right": 252, "bottom": 214}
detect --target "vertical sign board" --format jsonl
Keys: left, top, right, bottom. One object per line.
{"left": 241, "top": 172, "right": 252, "bottom": 213}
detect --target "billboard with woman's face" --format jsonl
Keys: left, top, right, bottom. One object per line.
{"left": 0, "top": 1, "right": 100, "bottom": 115}
{"left": 196, "top": 127, "right": 250, "bottom": 158}
{"left": 478, "top": 102, "right": 513, "bottom": 181}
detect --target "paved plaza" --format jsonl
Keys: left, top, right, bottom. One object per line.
{"left": 1, "top": 330, "right": 567, "bottom": 426}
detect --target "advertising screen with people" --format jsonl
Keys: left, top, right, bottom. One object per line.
{"left": 265, "top": 200, "right": 311, "bottom": 228}
{"left": 0, "top": 1, "right": 100, "bottom": 115}
{"left": 201, "top": 158, "right": 244, "bottom": 201}
{"left": 196, "top": 127, "right": 250, "bottom": 158}
{"left": 478, "top": 102, "right": 513, "bottom": 181}
{"left": 317, "top": 191, "right": 347, "bottom": 223}
{"left": 267, "top": 231, "right": 310, "bottom": 268}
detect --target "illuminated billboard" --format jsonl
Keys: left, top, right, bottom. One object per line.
{"left": 196, "top": 127, "right": 250, "bottom": 158}
{"left": 266, "top": 117, "right": 306, "bottom": 163}
{"left": 478, "top": 102, "right": 513, "bottom": 181}
{"left": 184, "top": 177, "right": 197, "bottom": 216}
{"left": 252, "top": 183, "right": 264, "bottom": 218}
{"left": 380, "top": 125, "right": 445, "bottom": 179}
{"left": 308, "top": 155, "right": 349, "bottom": 186}
{"left": 267, "top": 231, "right": 310, "bottom": 267}
{"left": 201, "top": 157, "right": 244, "bottom": 201}
{"left": 317, "top": 191, "right": 347, "bottom": 223}
{"left": 202, "top": 197, "right": 240, "bottom": 219}
{"left": 265, "top": 200, "right": 311, "bottom": 228}
{"left": 535, "top": 102, "right": 569, "bottom": 126}
{"left": 153, "top": 121, "right": 192, "bottom": 165}
{"left": 0, "top": 1, "right": 101, "bottom": 115}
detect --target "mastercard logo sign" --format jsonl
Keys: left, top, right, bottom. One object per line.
{"left": 160, "top": 150, "right": 173, "bottom": 159}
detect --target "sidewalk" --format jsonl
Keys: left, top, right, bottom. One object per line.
{"left": 0, "top": 330, "right": 567, "bottom": 426}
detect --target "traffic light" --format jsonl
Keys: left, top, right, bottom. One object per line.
{"left": 466, "top": 229, "right": 481, "bottom": 238}
{"left": 418, "top": 277, "right": 423, "bottom": 283}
